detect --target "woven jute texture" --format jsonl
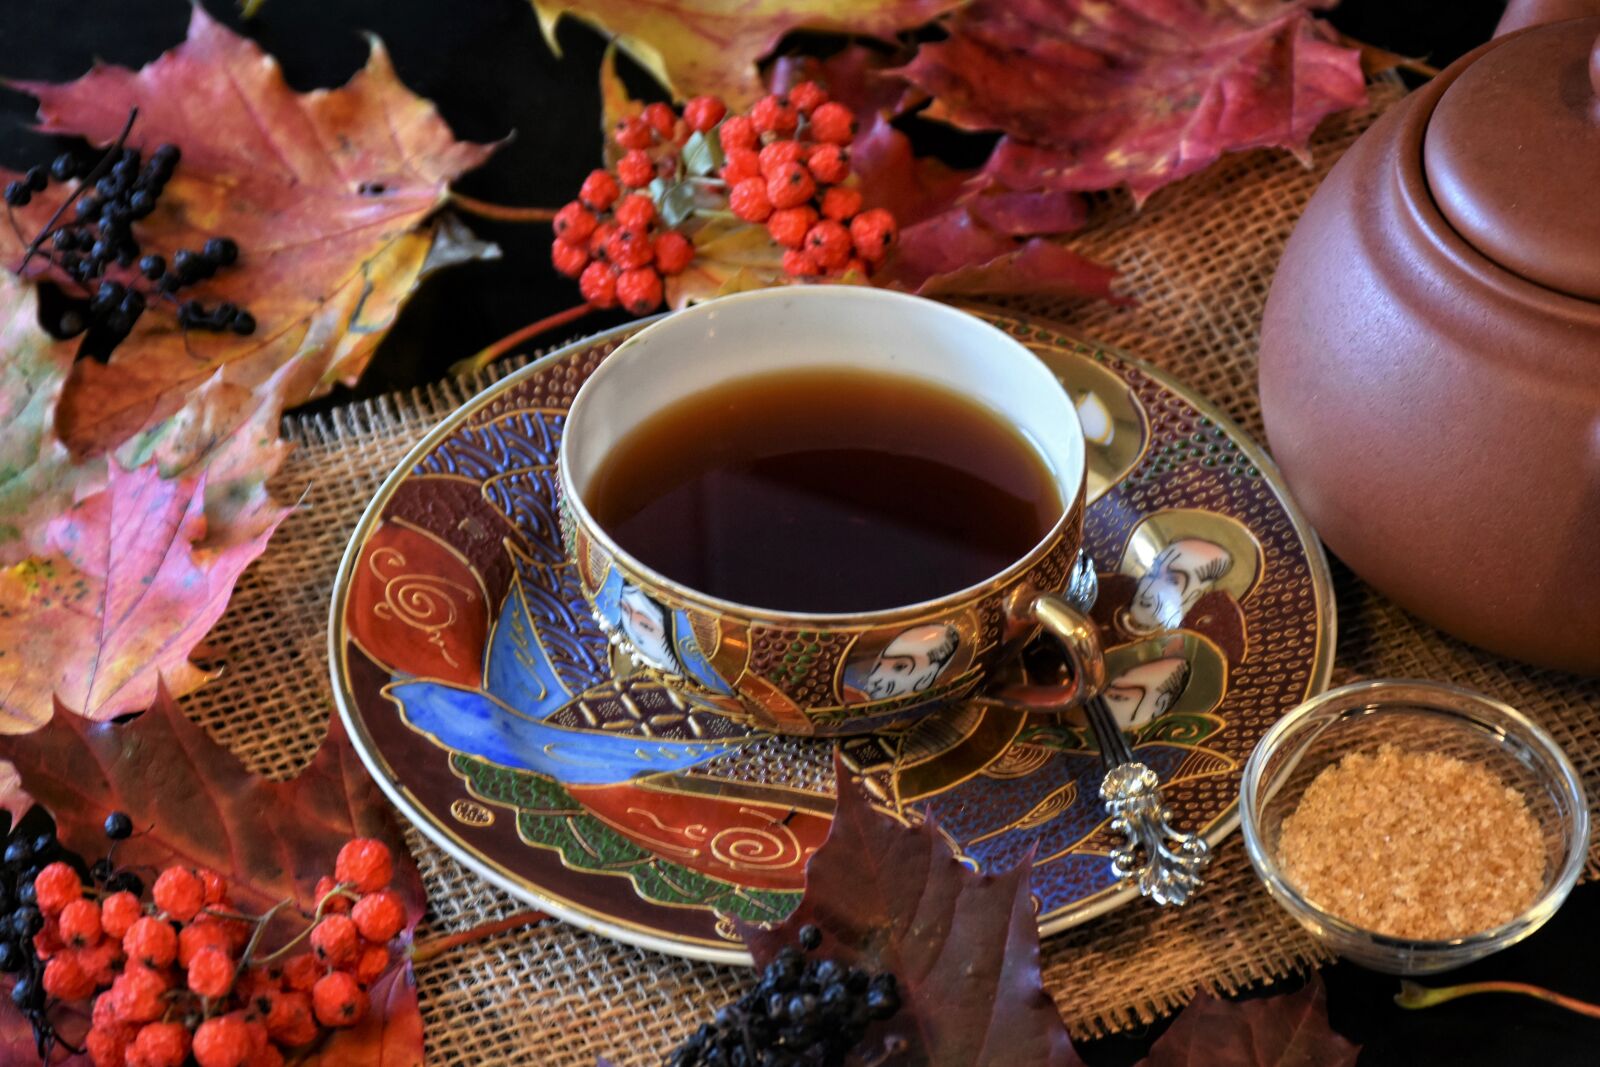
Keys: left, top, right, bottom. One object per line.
{"left": 179, "top": 74, "right": 1599, "bottom": 1063}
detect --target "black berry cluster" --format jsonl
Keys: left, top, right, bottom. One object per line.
{"left": 668, "top": 924, "right": 902, "bottom": 1067}
{"left": 5, "top": 109, "right": 255, "bottom": 345}
{"left": 0, "top": 809, "right": 96, "bottom": 1060}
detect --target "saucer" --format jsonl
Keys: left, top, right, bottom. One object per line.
{"left": 329, "top": 310, "right": 1334, "bottom": 963}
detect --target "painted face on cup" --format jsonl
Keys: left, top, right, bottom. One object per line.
{"left": 861, "top": 623, "right": 961, "bottom": 701}
{"left": 617, "top": 583, "right": 676, "bottom": 673}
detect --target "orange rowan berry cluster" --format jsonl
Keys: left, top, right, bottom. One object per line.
{"left": 717, "top": 83, "right": 896, "bottom": 279}
{"left": 550, "top": 99, "right": 701, "bottom": 315}
{"left": 551, "top": 84, "right": 898, "bottom": 313}
{"left": 23, "top": 826, "right": 408, "bottom": 1067}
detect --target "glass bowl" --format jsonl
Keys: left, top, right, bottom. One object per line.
{"left": 1239, "top": 679, "right": 1588, "bottom": 975}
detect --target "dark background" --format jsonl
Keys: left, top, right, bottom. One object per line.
{"left": 4, "top": 1, "right": 1594, "bottom": 1063}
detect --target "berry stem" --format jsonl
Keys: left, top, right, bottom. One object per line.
{"left": 409, "top": 909, "right": 547, "bottom": 964}
{"left": 235, "top": 898, "right": 292, "bottom": 975}
{"left": 16, "top": 106, "right": 138, "bottom": 274}
{"left": 446, "top": 191, "right": 559, "bottom": 224}
{"left": 1396, "top": 979, "right": 1600, "bottom": 1019}
{"left": 448, "top": 302, "right": 595, "bottom": 377}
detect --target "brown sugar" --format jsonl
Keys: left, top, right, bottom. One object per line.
{"left": 1276, "top": 744, "right": 1545, "bottom": 940}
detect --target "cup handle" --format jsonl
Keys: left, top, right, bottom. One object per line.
{"left": 976, "top": 592, "right": 1106, "bottom": 714}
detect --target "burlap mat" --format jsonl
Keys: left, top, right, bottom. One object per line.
{"left": 179, "top": 74, "right": 1600, "bottom": 1063}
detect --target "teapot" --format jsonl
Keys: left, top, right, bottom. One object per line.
{"left": 1258, "top": 6, "right": 1600, "bottom": 674}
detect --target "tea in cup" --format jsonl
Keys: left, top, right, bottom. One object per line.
{"left": 559, "top": 287, "right": 1103, "bottom": 735}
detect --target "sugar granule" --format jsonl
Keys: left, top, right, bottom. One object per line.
{"left": 1276, "top": 744, "right": 1545, "bottom": 940}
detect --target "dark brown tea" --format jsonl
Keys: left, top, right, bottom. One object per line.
{"left": 586, "top": 367, "right": 1061, "bottom": 613}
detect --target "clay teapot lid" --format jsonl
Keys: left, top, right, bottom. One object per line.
{"left": 1422, "top": 19, "right": 1600, "bottom": 301}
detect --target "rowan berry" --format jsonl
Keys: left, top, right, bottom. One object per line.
{"left": 93, "top": 987, "right": 122, "bottom": 1029}
{"left": 788, "top": 80, "right": 828, "bottom": 115}
{"left": 110, "top": 965, "right": 168, "bottom": 1023}
{"left": 179, "top": 918, "right": 234, "bottom": 968}
{"left": 310, "top": 913, "right": 360, "bottom": 967}
{"left": 87, "top": 1023, "right": 134, "bottom": 1067}
{"left": 43, "top": 953, "right": 96, "bottom": 999}
{"left": 751, "top": 94, "right": 799, "bottom": 136}
{"left": 654, "top": 231, "right": 694, "bottom": 275}
{"left": 807, "top": 143, "right": 850, "bottom": 186}
{"left": 245, "top": 1045, "right": 285, "bottom": 1067}
{"left": 613, "top": 193, "right": 656, "bottom": 230}
{"left": 729, "top": 178, "right": 773, "bottom": 223}
{"left": 354, "top": 942, "right": 390, "bottom": 985}
{"left": 766, "top": 205, "right": 818, "bottom": 249}
{"left": 804, "top": 220, "right": 852, "bottom": 270}
{"left": 552, "top": 201, "right": 598, "bottom": 243}
{"left": 60, "top": 897, "right": 103, "bottom": 947}
{"left": 719, "top": 147, "right": 760, "bottom": 184}
{"left": 718, "top": 114, "right": 758, "bottom": 154}
{"left": 79, "top": 939, "right": 123, "bottom": 985}
{"left": 266, "top": 989, "right": 319, "bottom": 1047}
{"left": 282, "top": 953, "right": 322, "bottom": 993}
{"left": 588, "top": 220, "right": 617, "bottom": 260}
{"left": 820, "top": 184, "right": 863, "bottom": 222}
{"left": 616, "top": 150, "right": 654, "bottom": 189}
{"left": 33, "top": 918, "right": 64, "bottom": 960}
{"left": 335, "top": 839, "right": 394, "bottom": 895}
{"left": 684, "top": 95, "right": 726, "bottom": 133}
{"left": 642, "top": 102, "right": 677, "bottom": 139}
{"left": 767, "top": 162, "right": 816, "bottom": 210}
{"left": 850, "top": 208, "right": 898, "bottom": 262}
{"left": 759, "top": 140, "right": 805, "bottom": 178}
{"left": 351, "top": 890, "right": 407, "bottom": 944}
{"left": 809, "top": 101, "right": 857, "bottom": 145}
{"left": 312, "top": 875, "right": 351, "bottom": 914}
{"left": 124, "top": 916, "right": 178, "bottom": 969}
{"left": 613, "top": 117, "right": 653, "bottom": 151}
{"left": 33, "top": 861, "right": 82, "bottom": 915}
{"left": 101, "top": 891, "right": 143, "bottom": 940}
{"left": 197, "top": 869, "right": 229, "bottom": 906}
{"left": 616, "top": 267, "right": 664, "bottom": 314}
{"left": 193, "top": 1014, "right": 252, "bottom": 1067}
{"left": 153, "top": 867, "right": 204, "bottom": 921}
{"left": 579, "top": 169, "right": 620, "bottom": 212}
{"left": 604, "top": 227, "right": 655, "bottom": 270}
{"left": 188, "top": 945, "right": 235, "bottom": 998}
{"left": 782, "top": 248, "right": 822, "bottom": 277}
{"left": 551, "top": 238, "right": 589, "bottom": 278}
{"left": 313, "top": 970, "right": 369, "bottom": 1028}
{"left": 576, "top": 261, "right": 617, "bottom": 309}
{"left": 129, "top": 1021, "right": 191, "bottom": 1067}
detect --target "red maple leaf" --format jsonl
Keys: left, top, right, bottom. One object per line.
{"left": 895, "top": 0, "right": 1367, "bottom": 203}
{"left": 0, "top": 462, "right": 284, "bottom": 730}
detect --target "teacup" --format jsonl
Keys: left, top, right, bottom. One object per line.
{"left": 558, "top": 286, "right": 1104, "bottom": 736}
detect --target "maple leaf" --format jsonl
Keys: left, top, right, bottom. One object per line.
{"left": 3, "top": 5, "right": 497, "bottom": 453}
{"left": 0, "top": 689, "right": 426, "bottom": 1064}
{"left": 741, "top": 756, "right": 1081, "bottom": 1066}
{"left": 0, "top": 462, "right": 284, "bottom": 730}
{"left": 1138, "top": 976, "right": 1359, "bottom": 1067}
{"left": 894, "top": 0, "right": 1367, "bottom": 202}
{"left": 772, "top": 52, "right": 1117, "bottom": 302}
{"left": 533, "top": 0, "right": 969, "bottom": 107}
{"left": 0, "top": 273, "right": 87, "bottom": 563}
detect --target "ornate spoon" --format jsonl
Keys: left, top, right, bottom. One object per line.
{"left": 1007, "top": 551, "right": 1212, "bottom": 906}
